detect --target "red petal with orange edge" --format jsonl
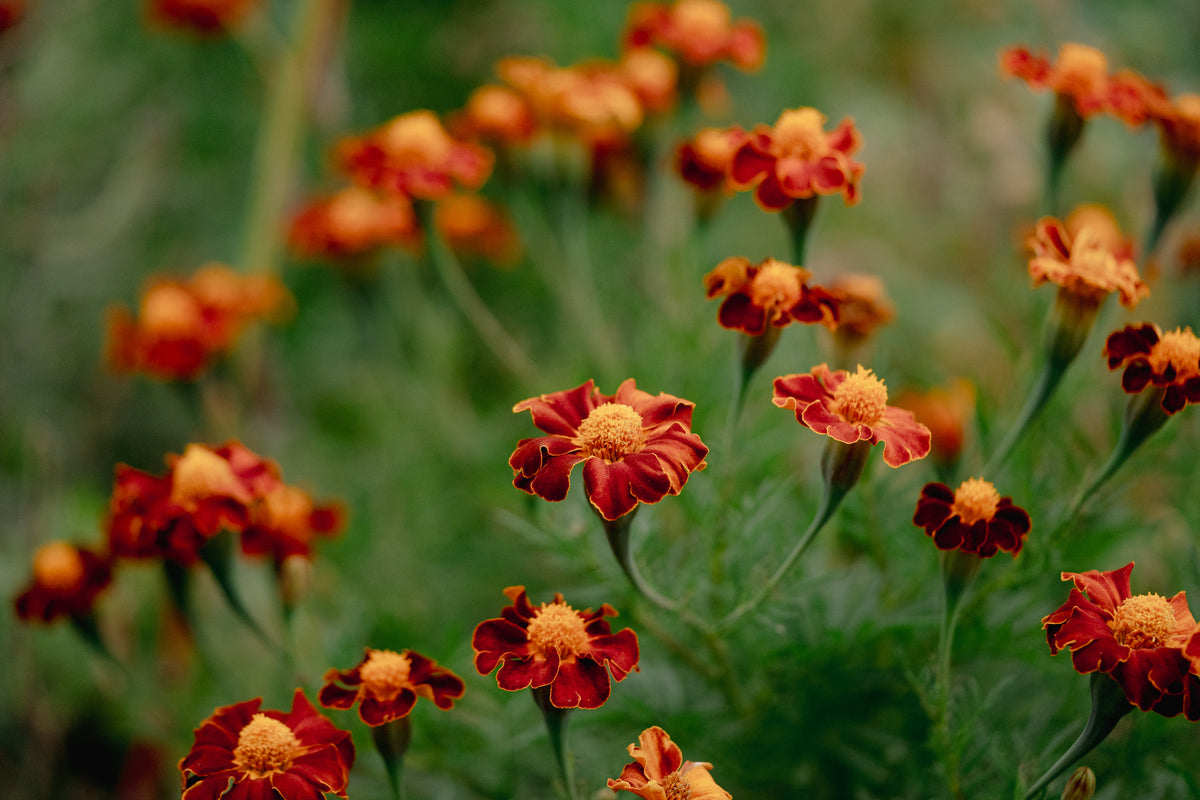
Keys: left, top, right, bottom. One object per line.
{"left": 549, "top": 658, "right": 611, "bottom": 708}
{"left": 472, "top": 618, "right": 533, "bottom": 674}
{"left": 497, "top": 651, "right": 559, "bottom": 691}
{"left": 717, "top": 294, "right": 769, "bottom": 334}
{"left": 1066, "top": 563, "right": 1132, "bottom": 612}
{"left": 588, "top": 627, "right": 640, "bottom": 680}
{"left": 582, "top": 459, "right": 640, "bottom": 521}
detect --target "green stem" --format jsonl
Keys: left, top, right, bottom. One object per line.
{"left": 198, "top": 533, "right": 290, "bottom": 661}
{"left": 782, "top": 196, "right": 820, "bottom": 264}
{"left": 1042, "top": 95, "right": 1086, "bottom": 217}
{"left": 372, "top": 717, "right": 411, "bottom": 800}
{"left": 933, "top": 550, "right": 979, "bottom": 799}
{"left": 533, "top": 688, "right": 580, "bottom": 800}
{"left": 601, "top": 508, "right": 678, "bottom": 613}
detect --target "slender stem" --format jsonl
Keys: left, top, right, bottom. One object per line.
{"left": 782, "top": 196, "right": 820, "bottom": 264}
{"left": 372, "top": 717, "right": 411, "bottom": 800}
{"left": 198, "top": 533, "right": 290, "bottom": 661}
{"left": 601, "top": 509, "right": 678, "bottom": 613}
{"left": 932, "top": 550, "right": 978, "bottom": 800}
{"left": 533, "top": 688, "right": 580, "bottom": 800}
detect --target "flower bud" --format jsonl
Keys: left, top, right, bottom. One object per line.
{"left": 1061, "top": 765, "right": 1095, "bottom": 800}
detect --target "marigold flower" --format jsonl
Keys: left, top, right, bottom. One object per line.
{"left": 319, "top": 647, "right": 465, "bottom": 726}
{"left": 1153, "top": 93, "right": 1200, "bottom": 163}
{"left": 1000, "top": 44, "right": 1106, "bottom": 117}
{"left": 827, "top": 272, "right": 895, "bottom": 344}
{"left": 472, "top": 586, "right": 639, "bottom": 709}
{"left": 13, "top": 541, "right": 113, "bottom": 623}
{"left": 1104, "top": 323, "right": 1200, "bottom": 414}
{"left": 676, "top": 126, "right": 748, "bottom": 192}
{"left": 1044, "top": 562, "right": 1200, "bottom": 717}
{"left": 623, "top": 0, "right": 765, "bottom": 72}
{"left": 180, "top": 688, "right": 355, "bottom": 800}
{"left": 240, "top": 483, "right": 346, "bottom": 566}
{"left": 452, "top": 84, "right": 538, "bottom": 146}
{"left": 894, "top": 380, "right": 975, "bottom": 467}
{"left": 146, "top": 0, "right": 259, "bottom": 33}
{"left": 913, "top": 478, "right": 1031, "bottom": 557}
{"left": 287, "top": 186, "right": 421, "bottom": 261}
{"left": 729, "top": 107, "right": 864, "bottom": 212}
{"left": 704, "top": 256, "right": 838, "bottom": 335}
{"left": 607, "top": 725, "right": 731, "bottom": 799}
{"left": 0, "top": 0, "right": 25, "bottom": 33}
{"left": 509, "top": 379, "right": 708, "bottom": 522}
{"left": 1027, "top": 216, "right": 1148, "bottom": 309}
{"left": 619, "top": 47, "right": 679, "bottom": 117}
{"left": 773, "top": 364, "right": 931, "bottom": 468}
{"left": 434, "top": 193, "right": 522, "bottom": 266}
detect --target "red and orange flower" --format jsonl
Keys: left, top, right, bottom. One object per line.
{"left": 319, "top": 648, "right": 465, "bottom": 726}
{"left": 180, "top": 688, "right": 355, "bottom": 800}
{"left": 287, "top": 186, "right": 421, "bottom": 262}
{"left": 1043, "top": 563, "right": 1200, "bottom": 718}
{"left": 1104, "top": 323, "right": 1200, "bottom": 414}
{"left": 1027, "top": 216, "right": 1148, "bottom": 309}
{"left": 623, "top": 0, "right": 765, "bottom": 72}
{"left": 14, "top": 541, "right": 113, "bottom": 623}
{"left": 729, "top": 107, "right": 864, "bottom": 212}
{"left": 472, "top": 586, "right": 639, "bottom": 709}
{"left": 607, "top": 725, "right": 731, "bottom": 799}
{"left": 434, "top": 193, "right": 522, "bottom": 266}
{"left": 772, "top": 364, "right": 932, "bottom": 468}
{"left": 146, "top": 0, "right": 260, "bottom": 34}
{"left": 894, "top": 380, "right": 975, "bottom": 467}
{"left": 703, "top": 256, "right": 838, "bottom": 335}
{"left": 912, "top": 478, "right": 1031, "bottom": 558}
{"left": 509, "top": 379, "right": 708, "bottom": 522}
{"left": 676, "top": 126, "right": 748, "bottom": 193}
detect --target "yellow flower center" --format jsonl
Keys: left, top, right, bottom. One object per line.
{"left": 660, "top": 771, "right": 692, "bottom": 800}
{"left": 1149, "top": 327, "right": 1200, "bottom": 379}
{"left": 749, "top": 259, "right": 805, "bottom": 311}
{"left": 950, "top": 478, "right": 1000, "bottom": 525}
{"left": 140, "top": 284, "right": 202, "bottom": 337}
{"left": 692, "top": 128, "right": 737, "bottom": 169}
{"left": 526, "top": 602, "right": 590, "bottom": 659}
{"left": 232, "top": 714, "right": 300, "bottom": 777}
{"left": 772, "top": 108, "right": 829, "bottom": 160}
{"left": 169, "top": 445, "right": 248, "bottom": 508}
{"left": 1109, "top": 593, "right": 1177, "bottom": 649}
{"left": 577, "top": 403, "right": 645, "bottom": 462}
{"left": 380, "top": 110, "right": 453, "bottom": 164}
{"left": 833, "top": 365, "right": 888, "bottom": 425}
{"left": 32, "top": 542, "right": 85, "bottom": 591}
{"left": 1055, "top": 43, "right": 1107, "bottom": 97}
{"left": 674, "top": 0, "right": 730, "bottom": 42}
{"left": 359, "top": 649, "right": 413, "bottom": 701}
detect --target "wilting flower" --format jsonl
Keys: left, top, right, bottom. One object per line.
{"left": 894, "top": 380, "right": 975, "bottom": 468}
{"left": 773, "top": 364, "right": 931, "bottom": 468}
{"left": 913, "top": 478, "right": 1031, "bottom": 557}
{"left": 1027, "top": 216, "right": 1148, "bottom": 309}
{"left": 434, "top": 193, "right": 522, "bottom": 266}
{"left": 13, "top": 542, "right": 113, "bottom": 623}
{"left": 623, "top": 0, "right": 765, "bottom": 73}
{"left": 1104, "top": 323, "right": 1200, "bottom": 414}
{"left": 320, "top": 648, "right": 465, "bottom": 726}
{"left": 704, "top": 256, "right": 838, "bottom": 335}
{"left": 1043, "top": 562, "right": 1200, "bottom": 718}
{"left": 146, "top": 0, "right": 260, "bottom": 33}
{"left": 729, "top": 107, "right": 864, "bottom": 211}
{"left": 287, "top": 186, "right": 421, "bottom": 262}
{"left": 509, "top": 379, "right": 708, "bottom": 522}
{"left": 180, "top": 688, "right": 355, "bottom": 800}
{"left": 472, "top": 586, "right": 639, "bottom": 709}
{"left": 607, "top": 725, "right": 731, "bottom": 799}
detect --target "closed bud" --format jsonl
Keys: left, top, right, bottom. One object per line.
{"left": 1061, "top": 766, "right": 1095, "bottom": 800}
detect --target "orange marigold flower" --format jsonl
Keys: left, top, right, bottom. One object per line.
{"left": 703, "top": 256, "right": 838, "bottom": 335}
{"left": 1104, "top": 323, "right": 1200, "bottom": 414}
{"left": 451, "top": 84, "right": 538, "bottom": 146}
{"left": 337, "top": 110, "right": 494, "bottom": 200}
{"left": 620, "top": 47, "right": 679, "bottom": 117}
{"left": 827, "top": 273, "right": 895, "bottom": 343}
{"left": 676, "top": 126, "right": 748, "bottom": 192}
{"left": 509, "top": 379, "right": 708, "bottom": 522}
{"left": 180, "top": 688, "right": 355, "bottom": 800}
{"left": 608, "top": 725, "right": 731, "bottom": 799}
{"left": 623, "top": 0, "right": 765, "bottom": 72}
{"left": 287, "top": 186, "right": 421, "bottom": 261}
{"left": 894, "top": 380, "right": 975, "bottom": 466}
{"left": 772, "top": 364, "right": 932, "bottom": 468}
{"left": 13, "top": 542, "right": 113, "bottom": 623}
{"left": 240, "top": 482, "right": 346, "bottom": 566}
{"left": 472, "top": 586, "right": 639, "bottom": 709}
{"left": 1043, "top": 562, "right": 1200, "bottom": 718}
{"left": 434, "top": 193, "right": 522, "bottom": 266}
{"left": 729, "top": 107, "right": 864, "bottom": 211}
{"left": 912, "top": 478, "right": 1031, "bottom": 557}
{"left": 1027, "top": 216, "right": 1148, "bottom": 309}
{"left": 319, "top": 648, "right": 465, "bottom": 726}
{"left": 1153, "top": 93, "right": 1200, "bottom": 163}
{"left": 146, "top": 0, "right": 259, "bottom": 33}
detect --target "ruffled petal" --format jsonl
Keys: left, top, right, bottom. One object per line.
{"left": 549, "top": 658, "right": 611, "bottom": 709}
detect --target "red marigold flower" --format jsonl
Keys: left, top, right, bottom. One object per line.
{"left": 509, "top": 379, "right": 708, "bottom": 522}
{"left": 1027, "top": 216, "right": 1148, "bottom": 309}
{"left": 451, "top": 84, "right": 539, "bottom": 146}
{"left": 607, "top": 725, "right": 731, "bottom": 799}
{"left": 1000, "top": 43, "right": 1110, "bottom": 119}
{"left": 676, "top": 126, "right": 748, "bottom": 192}
{"left": 0, "top": 0, "right": 25, "bottom": 33}
{"left": 319, "top": 647, "right": 465, "bottom": 726}
{"left": 729, "top": 107, "right": 864, "bottom": 212}
{"left": 337, "top": 110, "right": 494, "bottom": 200}
{"left": 619, "top": 47, "right": 679, "bottom": 117}
{"left": 13, "top": 541, "right": 113, "bottom": 623}
{"left": 827, "top": 273, "right": 895, "bottom": 345}
{"left": 240, "top": 483, "right": 346, "bottom": 565}
{"left": 772, "top": 364, "right": 932, "bottom": 468}
{"left": 472, "top": 586, "right": 639, "bottom": 709}
{"left": 1043, "top": 562, "right": 1200, "bottom": 717}
{"left": 434, "top": 193, "right": 522, "bottom": 266}
{"left": 180, "top": 688, "right": 355, "bottom": 800}
{"left": 288, "top": 186, "right": 421, "bottom": 262}
{"left": 623, "top": 0, "right": 765, "bottom": 72}
{"left": 893, "top": 379, "right": 975, "bottom": 467}
{"left": 703, "top": 256, "right": 838, "bottom": 335}
{"left": 1153, "top": 92, "right": 1200, "bottom": 163}
{"left": 1104, "top": 323, "right": 1200, "bottom": 414}
{"left": 146, "top": 0, "right": 259, "bottom": 33}
{"left": 912, "top": 478, "right": 1031, "bottom": 557}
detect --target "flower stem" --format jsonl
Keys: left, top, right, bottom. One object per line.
{"left": 533, "top": 687, "right": 580, "bottom": 800}
{"left": 782, "top": 196, "right": 820, "bottom": 264}
{"left": 601, "top": 508, "right": 679, "bottom": 613}
{"left": 198, "top": 532, "right": 290, "bottom": 662}
{"left": 932, "top": 549, "right": 979, "bottom": 799}
{"left": 372, "top": 717, "right": 411, "bottom": 800}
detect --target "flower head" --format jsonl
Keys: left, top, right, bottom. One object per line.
{"left": 773, "top": 364, "right": 931, "bottom": 467}
{"left": 827, "top": 273, "right": 896, "bottom": 344}
{"left": 1104, "top": 323, "right": 1200, "bottom": 414}
{"left": 729, "top": 107, "right": 864, "bottom": 211}
{"left": 607, "top": 725, "right": 731, "bottom": 799}
{"left": 319, "top": 647, "right": 465, "bottom": 726}
{"left": 146, "top": 0, "right": 259, "bottom": 34}
{"left": 180, "top": 688, "right": 355, "bottom": 800}
{"left": 676, "top": 126, "right": 748, "bottom": 193}
{"left": 704, "top": 256, "right": 838, "bottom": 335}
{"left": 510, "top": 379, "right": 707, "bottom": 522}
{"left": 1153, "top": 93, "right": 1200, "bottom": 164}
{"left": 434, "top": 193, "right": 522, "bottom": 266}
{"left": 913, "top": 478, "right": 1031, "bottom": 557}
{"left": 472, "top": 586, "right": 639, "bottom": 709}
{"left": 894, "top": 379, "right": 975, "bottom": 467}
{"left": 1027, "top": 216, "right": 1148, "bottom": 309}
{"left": 623, "top": 0, "right": 765, "bottom": 72}
{"left": 1043, "top": 562, "right": 1200, "bottom": 717}
{"left": 288, "top": 186, "right": 421, "bottom": 262}
{"left": 13, "top": 542, "right": 113, "bottom": 623}
{"left": 452, "top": 84, "right": 538, "bottom": 146}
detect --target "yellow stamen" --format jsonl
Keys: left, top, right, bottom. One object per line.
{"left": 359, "top": 649, "right": 413, "bottom": 702}
{"left": 140, "top": 284, "right": 202, "bottom": 337}
{"left": 33, "top": 542, "right": 85, "bottom": 592}
{"left": 951, "top": 478, "right": 1001, "bottom": 525}
{"left": 1109, "top": 593, "right": 1177, "bottom": 649}
{"left": 1055, "top": 43, "right": 1107, "bottom": 97}
{"left": 772, "top": 108, "right": 829, "bottom": 160}
{"left": 660, "top": 771, "right": 693, "bottom": 800}
{"left": 526, "top": 602, "right": 589, "bottom": 659}
{"left": 1149, "top": 327, "right": 1200, "bottom": 379}
{"left": 833, "top": 365, "right": 888, "bottom": 425}
{"left": 748, "top": 259, "right": 805, "bottom": 311}
{"left": 232, "top": 714, "right": 300, "bottom": 776}
{"left": 674, "top": 0, "right": 730, "bottom": 41}
{"left": 577, "top": 403, "right": 645, "bottom": 462}
{"left": 380, "top": 110, "right": 453, "bottom": 163}
{"left": 169, "top": 445, "right": 249, "bottom": 508}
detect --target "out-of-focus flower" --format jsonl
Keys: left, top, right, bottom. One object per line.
{"left": 1043, "top": 562, "right": 1200, "bottom": 718}
{"left": 894, "top": 380, "right": 975, "bottom": 468}
{"left": 619, "top": 47, "right": 679, "bottom": 117}
{"left": 730, "top": 107, "right": 864, "bottom": 212}
{"left": 13, "top": 542, "right": 113, "bottom": 623}
{"left": 703, "top": 256, "right": 838, "bottom": 335}
{"left": 772, "top": 364, "right": 931, "bottom": 468}
{"left": 913, "top": 478, "right": 1031, "bottom": 557}
{"left": 287, "top": 186, "right": 421, "bottom": 262}
{"left": 472, "top": 586, "right": 639, "bottom": 709}
{"left": 1153, "top": 93, "right": 1200, "bottom": 165}
{"left": 0, "top": 0, "right": 25, "bottom": 33}
{"left": 1062, "top": 204, "right": 1136, "bottom": 262}
{"left": 676, "top": 126, "right": 748, "bottom": 192}
{"left": 180, "top": 688, "right": 355, "bottom": 800}
{"left": 607, "top": 725, "right": 731, "bottom": 799}
{"left": 434, "top": 194, "right": 522, "bottom": 266}
{"left": 337, "top": 110, "right": 494, "bottom": 200}
{"left": 827, "top": 273, "right": 895, "bottom": 346}
{"left": 623, "top": 0, "right": 765, "bottom": 73}
{"left": 319, "top": 648, "right": 465, "bottom": 726}
{"left": 1028, "top": 216, "right": 1148, "bottom": 309}
{"left": 240, "top": 482, "right": 345, "bottom": 566}
{"left": 146, "top": 0, "right": 259, "bottom": 33}
{"left": 509, "top": 379, "right": 708, "bottom": 522}
{"left": 1104, "top": 323, "right": 1200, "bottom": 414}
{"left": 451, "top": 84, "right": 538, "bottom": 147}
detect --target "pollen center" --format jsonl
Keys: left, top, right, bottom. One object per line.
{"left": 169, "top": 445, "right": 248, "bottom": 508}
{"left": 833, "top": 365, "right": 888, "bottom": 424}
{"left": 1070, "top": 229, "right": 1121, "bottom": 281}
{"left": 359, "top": 649, "right": 413, "bottom": 701}
{"left": 772, "top": 108, "right": 828, "bottom": 160}
{"left": 1055, "top": 43, "right": 1107, "bottom": 96}
{"left": 674, "top": 0, "right": 730, "bottom": 41}
{"left": 577, "top": 403, "right": 645, "bottom": 462}
{"left": 1110, "top": 593, "right": 1177, "bottom": 649}
{"left": 232, "top": 714, "right": 300, "bottom": 776}
{"left": 749, "top": 260, "right": 804, "bottom": 310}
{"left": 951, "top": 478, "right": 1001, "bottom": 525}
{"left": 526, "top": 602, "right": 590, "bottom": 658}
{"left": 33, "top": 542, "right": 85, "bottom": 591}
{"left": 661, "top": 771, "right": 693, "bottom": 800}
{"left": 141, "top": 284, "right": 202, "bottom": 336}
{"left": 1150, "top": 327, "right": 1200, "bottom": 379}
{"left": 381, "top": 111, "right": 452, "bottom": 164}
